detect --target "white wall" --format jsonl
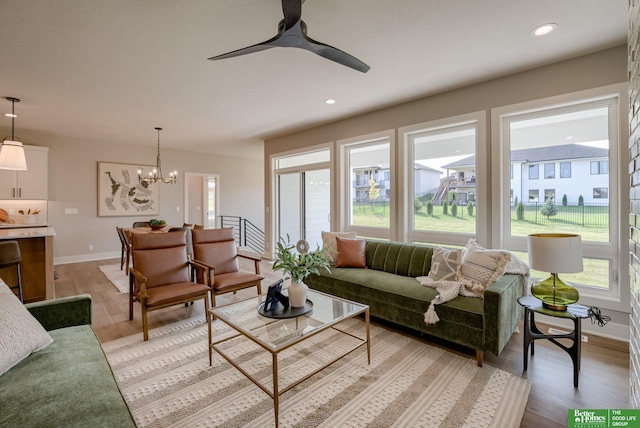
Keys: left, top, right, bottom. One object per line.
{"left": 0, "top": 129, "right": 264, "bottom": 264}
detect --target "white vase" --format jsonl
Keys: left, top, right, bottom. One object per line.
{"left": 288, "top": 280, "right": 308, "bottom": 308}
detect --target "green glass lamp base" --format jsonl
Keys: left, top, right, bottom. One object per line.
{"left": 530, "top": 273, "right": 579, "bottom": 311}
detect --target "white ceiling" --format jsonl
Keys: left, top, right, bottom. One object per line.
{"left": 0, "top": 0, "right": 628, "bottom": 160}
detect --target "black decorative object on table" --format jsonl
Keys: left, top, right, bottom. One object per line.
{"left": 258, "top": 280, "right": 315, "bottom": 319}
{"left": 263, "top": 280, "right": 288, "bottom": 312}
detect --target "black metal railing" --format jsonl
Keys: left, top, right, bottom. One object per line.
{"left": 220, "top": 215, "right": 265, "bottom": 254}
{"left": 510, "top": 202, "right": 609, "bottom": 227}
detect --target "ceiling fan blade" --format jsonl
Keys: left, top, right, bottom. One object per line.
{"left": 302, "top": 32, "right": 370, "bottom": 73}
{"left": 208, "top": 34, "right": 280, "bottom": 61}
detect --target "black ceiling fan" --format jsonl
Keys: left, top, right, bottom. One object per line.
{"left": 208, "top": 0, "right": 370, "bottom": 73}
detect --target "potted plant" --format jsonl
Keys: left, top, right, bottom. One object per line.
{"left": 148, "top": 219, "right": 166, "bottom": 231}
{"left": 272, "top": 236, "right": 330, "bottom": 307}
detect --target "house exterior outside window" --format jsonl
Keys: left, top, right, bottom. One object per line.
{"left": 544, "top": 163, "right": 555, "bottom": 179}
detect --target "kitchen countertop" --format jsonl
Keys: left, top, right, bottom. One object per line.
{"left": 0, "top": 227, "right": 56, "bottom": 239}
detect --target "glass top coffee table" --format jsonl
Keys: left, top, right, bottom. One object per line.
{"left": 207, "top": 289, "right": 370, "bottom": 428}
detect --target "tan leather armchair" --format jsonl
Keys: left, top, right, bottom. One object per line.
{"left": 129, "top": 231, "right": 210, "bottom": 341}
{"left": 191, "top": 227, "right": 263, "bottom": 308}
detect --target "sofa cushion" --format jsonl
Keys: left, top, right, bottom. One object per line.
{"left": 365, "top": 241, "right": 433, "bottom": 277}
{"left": 0, "top": 325, "right": 135, "bottom": 428}
{"left": 428, "top": 247, "right": 462, "bottom": 281}
{"left": 335, "top": 237, "right": 367, "bottom": 268}
{"left": 322, "top": 231, "right": 357, "bottom": 263}
{"left": 313, "top": 267, "right": 484, "bottom": 328}
{"left": 458, "top": 240, "right": 511, "bottom": 294}
{"left": 0, "top": 292, "right": 53, "bottom": 376}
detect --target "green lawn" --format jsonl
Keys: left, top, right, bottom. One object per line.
{"left": 351, "top": 201, "right": 610, "bottom": 288}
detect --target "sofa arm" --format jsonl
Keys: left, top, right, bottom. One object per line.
{"left": 25, "top": 294, "right": 92, "bottom": 331}
{"left": 483, "top": 274, "right": 523, "bottom": 355}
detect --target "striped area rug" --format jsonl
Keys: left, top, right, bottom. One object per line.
{"left": 102, "top": 315, "right": 531, "bottom": 428}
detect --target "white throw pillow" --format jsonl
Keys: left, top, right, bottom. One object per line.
{"left": 0, "top": 293, "right": 53, "bottom": 376}
{"left": 321, "top": 231, "right": 357, "bottom": 264}
{"left": 427, "top": 247, "right": 462, "bottom": 281}
{"left": 458, "top": 239, "right": 511, "bottom": 295}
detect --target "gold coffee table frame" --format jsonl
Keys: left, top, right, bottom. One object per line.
{"left": 207, "top": 289, "right": 370, "bottom": 428}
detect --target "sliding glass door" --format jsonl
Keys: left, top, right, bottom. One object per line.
{"left": 275, "top": 148, "right": 331, "bottom": 250}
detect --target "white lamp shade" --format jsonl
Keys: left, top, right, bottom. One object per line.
{"left": 527, "top": 233, "right": 583, "bottom": 274}
{"left": 0, "top": 140, "right": 27, "bottom": 170}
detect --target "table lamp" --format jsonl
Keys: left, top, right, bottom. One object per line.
{"left": 527, "top": 233, "right": 583, "bottom": 311}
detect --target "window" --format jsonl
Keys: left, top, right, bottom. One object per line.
{"left": 401, "top": 112, "right": 484, "bottom": 246}
{"left": 544, "top": 163, "right": 555, "bottom": 179}
{"left": 339, "top": 131, "right": 394, "bottom": 239}
{"left": 590, "top": 160, "right": 608, "bottom": 175}
{"left": 544, "top": 189, "right": 555, "bottom": 201}
{"left": 593, "top": 187, "right": 608, "bottom": 199}
{"left": 528, "top": 164, "right": 539, "bottom": 179}
{"left": 494, "top": 86, "right": 625, "bottom": 311}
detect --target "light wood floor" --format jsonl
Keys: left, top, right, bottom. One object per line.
{"left": 54, "top": 258, "right": 629, "bottom": 428}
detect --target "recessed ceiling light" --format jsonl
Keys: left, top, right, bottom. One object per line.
{"left": 532, "top": 23, "right": 558, "bottom": 37}
{"left": 4, "top": 113, "right": 17, "bottom": 118}
{"left": 325, "top": 99, "right": 336, "bottom": 105}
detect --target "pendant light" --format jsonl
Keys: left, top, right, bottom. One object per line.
{"left": 137, "top": 127, "right": 177, "bottom": 184}
{"left": 0, "top": 97, "right": 27, "bottom": 170}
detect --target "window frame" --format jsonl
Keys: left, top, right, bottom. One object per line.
{"left": 560, "top": 162, "right": 572, "bottom": 178}
{"left": 398, "top": 111, "right": 487, "bottom": 246}
{"left": 337, "top": 129, "right": 395, "bottom": 240}
{"left": 491, "top": 84, "right": 628, "bottom": 312}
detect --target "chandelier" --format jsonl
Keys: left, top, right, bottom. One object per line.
{"left": 138, "top": 127, "right": 177, "bottom": 185}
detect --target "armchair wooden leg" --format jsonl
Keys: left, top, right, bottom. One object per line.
{"left": 257, "top": 283, "right": 262, "bottom": 295}
{"left": 129, "top": 295, "right": 134, "bottom": 320}
{"left": 475, "top": 350, "right": 483, "bottom": 367}
{"left": 142, "top": 305, "right": 149, "bottom": 341}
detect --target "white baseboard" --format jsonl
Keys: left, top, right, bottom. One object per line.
{"left": 54, "top": 251, "right": 119, "bottom": 265}
{"left": 540, "top": 317, "right": 629, "bottom": 343}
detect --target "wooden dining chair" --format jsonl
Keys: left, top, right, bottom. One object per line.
{"left": 191, "top": 227, "right": 263, "bottom": 308}
{"left": 116, "top": 226, "right": 132, "bottom": 275}
{"left": 132, "top": 221, "right": 150, "bottom": 228}
{"left": 193, "top": 224, "right": 204, "bottom": 230}
{"left": 129, "top": 231, "right": 210, "bottom": 341}
{"left": 168, "top": 227, "right": 193, "bottom": 259}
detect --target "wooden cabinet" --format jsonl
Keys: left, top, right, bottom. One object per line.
{"left": 0, "top": 146, "right": 48, "bottom": 200}
{"left": 0, "top": 228, "right": 55, "bottom": 302}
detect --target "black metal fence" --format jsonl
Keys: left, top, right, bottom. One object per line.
{"left": 510, "top": 202, "right": 609, "bottom": 227}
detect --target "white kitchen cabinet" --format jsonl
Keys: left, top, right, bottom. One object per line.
{"left": 0, "top": 145, "right": 48, "bottom": 200}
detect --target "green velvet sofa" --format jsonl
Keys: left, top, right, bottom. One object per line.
{"left": 304, "top": 240, "right": 524, "bottom": 366}
{"left": 0, "top": 295, "right": 136, "bottom": 428}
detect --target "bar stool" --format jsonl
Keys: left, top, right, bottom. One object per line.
{"left": 0, "top": 240, "right": 23, "bottom": 302}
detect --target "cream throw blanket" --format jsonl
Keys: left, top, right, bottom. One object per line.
{"left": 418, "top": 253, "right": 530, "bottom": 325}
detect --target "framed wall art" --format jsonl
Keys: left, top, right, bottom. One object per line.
{"left": 97, "top": 162, "right": 159, "bottom": 217}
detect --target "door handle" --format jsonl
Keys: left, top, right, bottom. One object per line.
{"left": 12, "top": 188, "right": 16, "bottom": 198}
{"left": 18, "top": 188, "right": 22, "bottom": 198}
